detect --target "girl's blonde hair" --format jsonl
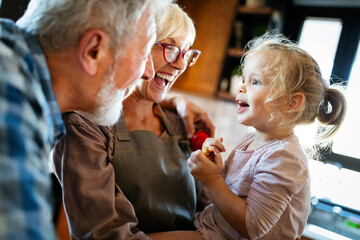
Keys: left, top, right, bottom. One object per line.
{"left": 241, "top": 32, "right": 346, "bottom": 145}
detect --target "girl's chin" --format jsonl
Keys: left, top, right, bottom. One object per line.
{"left": 236, "top": 116, "right": 251, "bottom": 126}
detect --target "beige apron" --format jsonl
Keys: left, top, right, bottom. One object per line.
{"left": 113, "top": 104, "right": 197, "bottom": 233}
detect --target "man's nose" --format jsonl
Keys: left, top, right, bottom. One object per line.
{"left": 142, "top": 54, "right": 155, "bottom": 81}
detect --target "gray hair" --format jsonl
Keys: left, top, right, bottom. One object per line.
{"left": 17, "top": 0, "right": 163, "bottom": 54}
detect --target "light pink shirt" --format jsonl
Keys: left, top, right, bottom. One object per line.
{"left": 194, "top": 133, "right": 311, "bottom": 240}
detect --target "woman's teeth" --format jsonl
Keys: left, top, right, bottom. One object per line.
{"left": 156, "top": 73, "right": 174, "bottom": 82}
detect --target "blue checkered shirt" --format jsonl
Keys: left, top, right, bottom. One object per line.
{"left": 0, "top": 19, "right": 65, "bottom": 239}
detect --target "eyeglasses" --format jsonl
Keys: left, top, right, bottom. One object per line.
{"left": 155, "top": 41, "right": 201, "bottom": 66}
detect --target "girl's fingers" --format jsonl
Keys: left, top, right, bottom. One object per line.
{"left": 188, "top": 160, "right": 197, "bottom": 170}
{"left": 188, "top": 150, "right": 202, "bottom": 169}
{"left": 203, "top": 138, "right": 226, "bottom": 153}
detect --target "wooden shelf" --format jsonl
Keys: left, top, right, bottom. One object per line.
{"left": 227, "top": 48, "right": 246, "bottom": 58}
{"left": 215, "top": 4, "right": 273, "bottom": 99}
{"left": 173, "top": 0, "right": 239, "bottom": 96}
{"left": 238, "top": 6, "right": 272, "bottom": 15}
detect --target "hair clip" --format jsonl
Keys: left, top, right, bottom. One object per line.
{"left": 322, "top": 78, "right": 330, "bottom": 89}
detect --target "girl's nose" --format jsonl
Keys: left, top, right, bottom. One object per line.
{"left": 238, "top": 82, "right": 246, "bottom": 93}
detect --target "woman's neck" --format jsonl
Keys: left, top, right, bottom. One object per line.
{"left": 123, "top": 89, "right": 153, "bottom": 116}
{"left": 122, "top": 89, "right": 163, "bottom": 134}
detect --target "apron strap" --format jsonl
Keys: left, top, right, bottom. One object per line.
{"left": 115, "top": 106, "right": 176, "bottom": 141}
{"left": 115, "top": 105, "right": 191, "bottom": 157}
{"left": 115, "top": 109, "right": 130, "bottom": 141}
{"left": 155, "top": 103, "right": 176, "bottom": 137}
{"left": 155, "top": 104, "right": 192, "bottom": 158}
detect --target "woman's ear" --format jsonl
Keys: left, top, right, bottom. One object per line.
{"left": 78, "top": 30, "right": 108, "bottom": 76}
{"left": 282, "top": 92, "right": 305, "bottom": 113}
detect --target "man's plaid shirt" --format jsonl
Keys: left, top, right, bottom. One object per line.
{"left": 0, "top": 19, "right": 65, "bottom": 240}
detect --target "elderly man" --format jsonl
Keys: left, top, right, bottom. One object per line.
{"left": 0, "top": 0, "right": 216, "bottom": 239}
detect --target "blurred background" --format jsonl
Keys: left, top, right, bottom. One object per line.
{"left": 1, "top": 0, "right": 360, "bottom": 239}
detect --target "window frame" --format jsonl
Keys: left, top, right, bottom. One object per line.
{"left": 281, "top": 4, "right": 360, "bottom": 172}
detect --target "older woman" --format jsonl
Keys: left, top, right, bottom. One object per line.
{"left": 51, "top": 3, "right": 209, "bottom": 240}
{"left": 116, "top": 2, "right": 203, "bottom": 233}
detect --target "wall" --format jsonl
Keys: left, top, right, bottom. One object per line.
{"left": 173, "top": 0, "right": 238, "bottom": 97}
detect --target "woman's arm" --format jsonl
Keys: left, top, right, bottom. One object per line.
{"left": 160, "top": 94, "right": 215, "bottom": 139}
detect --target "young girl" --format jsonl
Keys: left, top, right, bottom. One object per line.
{"left": 148, "top": 33, "right": 347, "bottom": 239}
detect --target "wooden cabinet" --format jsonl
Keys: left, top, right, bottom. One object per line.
{"left": 217, "top": 4, "right": 272, "bottom": 100}
{"left": 173, "top": 0, "right": 238, "bottom": 97}
{"left": 173, "top": 0, "right": 272, "bottom": 99}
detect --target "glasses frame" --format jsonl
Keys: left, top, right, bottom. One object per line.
{"left": 155, "top": 41, "right": 201, "bottom": 66}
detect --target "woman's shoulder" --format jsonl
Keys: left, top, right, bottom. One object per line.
{"left": 159, "top": 108, "right": 187, "bottom": 139}
{"left": 162, "top": 108, "right": 181, "bottom": 122}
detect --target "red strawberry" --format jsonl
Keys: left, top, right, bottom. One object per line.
{"left": 189, "top": 131, "right": 209, "bottom": 151}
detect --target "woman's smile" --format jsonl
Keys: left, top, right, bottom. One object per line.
{"left": 154, "top": 72, "right": 174, "bottom": 88}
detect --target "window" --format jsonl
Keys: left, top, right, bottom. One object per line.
{"left": 332, "top": 42, "right": 360, "bottom": 159}
{"left": 262, "top": 1, "right": 360, "bottom": 237}
{"left": 298, "top": 17, "right": 342, "bottom": 81}
{"left": 297, "top": 17, "right": 360, "bottom": 160}
{"left": 296, "top": 16, "right": 360, "bottom": 209}
{"left": 295, "top": 15, "right": 360, "bottom": 239}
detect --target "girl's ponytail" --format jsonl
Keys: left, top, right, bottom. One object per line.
{"left": 316, "top": 86, "right": 347, "bottom": 143}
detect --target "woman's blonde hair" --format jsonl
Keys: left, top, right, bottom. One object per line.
{"left": 128, "top": 2, "right": 196, "bottom": 93}
{"left": 155, "top": 3, "right": 196, "bottom": 46}
{"left": 241, "top": 32, "right": 347, "bottom": 145}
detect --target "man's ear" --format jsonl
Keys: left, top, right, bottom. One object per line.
{"left": 78, "top": 30, "right": 108, "bottom": 76}
{"left": 282, "top": 92, "right": 305, "bottom": 113}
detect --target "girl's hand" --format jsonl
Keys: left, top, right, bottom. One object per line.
{"left": 187, "top": 137, "right": 225, "bottom": 186}
{"left": 202, "top": 137, "right": 226, "bottom": 154}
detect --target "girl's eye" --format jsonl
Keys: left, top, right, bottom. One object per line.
{"left": 252, "top": 79, "right": 261, "bottom": 85}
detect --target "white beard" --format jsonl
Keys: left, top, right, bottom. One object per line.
{"left": 81, "top": 71, "right": 125, "bottom": 126}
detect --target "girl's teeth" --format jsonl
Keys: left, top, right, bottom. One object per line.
{"left": 156, "top": 73, "right": 174, "bottom": 82}
{"left": 237, "top": 100, "right": 249, "bottom": 107}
